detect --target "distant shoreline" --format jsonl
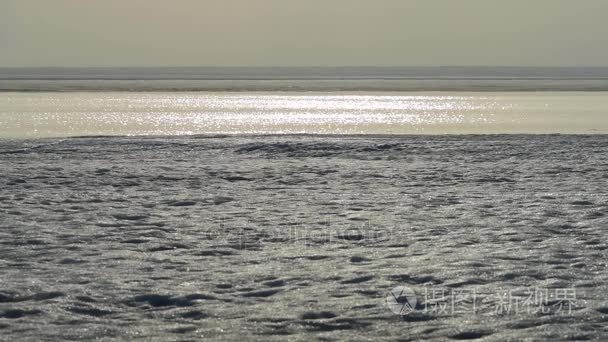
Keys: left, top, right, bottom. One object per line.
{"left": 3, "top": 66, "right": 608, "bottom": 92}
{"left": 2, "top": 79, "right": 608, "bottom": 92}
{"left": 3, "top": 66, "right": 608, "bottom": 79}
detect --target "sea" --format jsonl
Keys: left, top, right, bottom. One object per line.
{"left": 2, "top": 67, "right": 608, "bottom": 341}
{"left": 1, "top": 67, "right": 608, "bottom": 138}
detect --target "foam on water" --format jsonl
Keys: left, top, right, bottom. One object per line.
{"left": 1, "top": 92, "right": 607, "bottom": 138}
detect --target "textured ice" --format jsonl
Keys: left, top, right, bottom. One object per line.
{"left": 1, "top": 135, "right": 607, "bottom": 341}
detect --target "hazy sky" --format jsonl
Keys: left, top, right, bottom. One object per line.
{"left": 2, "top": 0, "right": 608, "bottom": 67}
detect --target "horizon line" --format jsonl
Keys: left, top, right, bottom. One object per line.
{"left": 3, "top": 65, "right": 608, "bottom": 69}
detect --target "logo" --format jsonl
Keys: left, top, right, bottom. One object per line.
{"left": 387, "top": 286, "right": 418, "bottom": 315}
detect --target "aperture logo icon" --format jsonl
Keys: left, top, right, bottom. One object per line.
{"left": 387, "top": 286, "right": 418, "bottom": 315}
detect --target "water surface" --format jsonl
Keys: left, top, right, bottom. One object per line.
{"left": 1, "top": 92, "right": 607, "bottom": 138}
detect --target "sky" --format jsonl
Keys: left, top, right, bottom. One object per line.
{"left": 2, "top": 0, "right": 608, "bottom": 67}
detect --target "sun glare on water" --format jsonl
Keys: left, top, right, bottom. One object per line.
{"left": 1, "top": 92, "right": 607, "bottom": 138}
